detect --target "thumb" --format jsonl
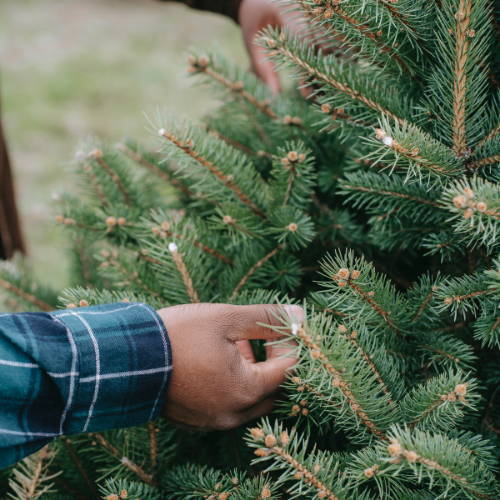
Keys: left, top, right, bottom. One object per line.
{"left": 228, "top": 304, "right": 304, "bottom": 341}
{"left": 249, "top": 42, "right": 281, "bottom": 94}
{"left": 246, "top": 346, "right": 298, "bottom": 400}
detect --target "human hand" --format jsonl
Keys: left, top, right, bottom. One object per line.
{"left": 239, "top": 0, "right": 303, "bottom": 93}
{"left": 157, "top": 303, "right": 303, "bottom": 430}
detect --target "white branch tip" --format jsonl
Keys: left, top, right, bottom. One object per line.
{"left": 382, "top": 135, "right": 394, "bottom": 147}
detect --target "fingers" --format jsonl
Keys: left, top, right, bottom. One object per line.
{"left": 236, "top": 340, "right": 256, "bottom": 363}
{"left": 246, "top": 350, "right": 297, "bottom": 400}
{"left": 249, "top": 43, "right": 281, "bottom": 94}
{"left": 238, "top": 396, "right": 275, "bottom": 424}
{"left": 228, "top": 304, "right": 304, "bottom": 341}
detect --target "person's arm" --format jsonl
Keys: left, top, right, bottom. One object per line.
{"left": 167, "top": 0, "right": 304, "bottom": 93}
{"left": 1, "top": 301, "right": 301, "bottom": 468}
{"left": 0, "top": 302, "right": 171, "bottom": 468}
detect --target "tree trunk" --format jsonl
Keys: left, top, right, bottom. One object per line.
{"left": 0, "top": 113, "right": 25, "bottom": 259}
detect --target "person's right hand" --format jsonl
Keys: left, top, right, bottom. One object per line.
{"left": 239, "top": 0, "right": 305, "bottom": 93}
{"left": 157, "top": 303, "right": 303, "bottom": 430}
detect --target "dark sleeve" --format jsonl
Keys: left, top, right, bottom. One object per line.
{"left": 0, "top": 302, "right": 172, "bottom": 469}
{"left": 165, "top": 1, "right": 242, "bottom": 23}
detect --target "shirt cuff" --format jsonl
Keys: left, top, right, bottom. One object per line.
{"left": 51, "top": 302, "right": 172, "bottom": 435}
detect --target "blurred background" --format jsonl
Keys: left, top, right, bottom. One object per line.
{"left": 0, "top": 0, "right": 247, "bottom": 289}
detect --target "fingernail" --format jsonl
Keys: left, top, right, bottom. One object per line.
{"left": 284, "top": 305, "right": 304, "bottom": 324}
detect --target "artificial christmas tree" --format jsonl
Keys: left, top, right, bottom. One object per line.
{"left": 1, "top": 0, "right": 499, "bottom": 498}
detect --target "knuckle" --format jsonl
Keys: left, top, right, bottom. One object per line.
{"left": 261, "top": 306, "right": 277, "bottom": 328}
{"left": 236, "top": 389, "right": 257, "bottom": 408}
{"left": 213, "top": 414, "right": 241, "bottom": 431}
{"left": 217, "top": 307, "right": 240, "bottom": 334}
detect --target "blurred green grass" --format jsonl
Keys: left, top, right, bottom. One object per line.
{"left": 0, "top": 0, "right": 247, "bottom": 290}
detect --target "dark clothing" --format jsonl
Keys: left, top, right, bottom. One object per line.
{"left": 170, "top": 0, "right": 241, "bottom": 21}
{"left": 0, "top": 112, "right": 25, "bottom": 259}
{"left": 0, "top": 302, "right": 172, "bottom": 468}
{"left": 0, "top": 0, "right": 240, "bottom": 260}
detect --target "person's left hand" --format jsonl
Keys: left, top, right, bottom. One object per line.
{"left": 239, "top": 0, "right": 303, "bottom": 93}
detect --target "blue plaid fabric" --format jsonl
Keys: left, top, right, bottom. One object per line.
{"left": 0, "top": 302, "right": 172, "bottom": 469}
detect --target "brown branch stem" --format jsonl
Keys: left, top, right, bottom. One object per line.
{"left": 160, "top": 130, "right": 266, "bottom": 219}
{"left": 148, "top": 421, "right": 158, "bottom": 469}
{"left": 271, "top": 446, "right": 341, "bottom": 500}
{"left": 62, "top": 438, "right": 100, "bottom": 499}
{"left": 0, "top": 278, "right": 52, "bottom": 311}
{"left": 229, "top": 246, "right": 281, "bottom": 300}
{"left": 296, "top": 327, "right": 387, "bottom": 440}
{"left": 170, "top": 247, "right": 200, "bottom": 303}
{"left": 342, "top": 184, "right": 444, "bottom": 208}
{"left": 92, "top": 153, "right": 131, "bottom": 206}
{"left": 117, "top": 143, "right": 193, "bottom": 197}
{"left": 452, "top": 0, "right": 473, "bottom": 157}
{"left": 93, "top": 433, "right": 157, "bottom": 487}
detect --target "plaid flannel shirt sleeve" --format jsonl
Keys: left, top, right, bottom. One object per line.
{"left": 0, "top": 302, "right": 172, "bottom": 469}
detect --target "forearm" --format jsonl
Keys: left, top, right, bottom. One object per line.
{"left": 166, "top": 0, "right": 242, "bottom": 22}
{"left": 0, "top": 302, "right": 172, "bottom": 468}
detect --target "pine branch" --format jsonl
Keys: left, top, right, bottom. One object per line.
{"left": 99, "top": 252, "right": 162, "bottom": 299}
{"left": 55, "top": 214, "right": 100, "bottom": 233}
{"left": 205, "top": 125, "right": 270, "bottom": 159}
{"left": 339, "top": 172, "right": 445, "bottom": 212}
{"left": 375, "top": 0, "right": 418, "bottom": 34}
{"left": 147, "top": 422, "right": 158, "bottom": 470}
{"left": 295, "top": 325, "right": 388, "bottom": 440}
{"left": 248, "top": 420, "right": 368, "bottom": 498}
{"left": 467, "top": 154, "right": 500, "bottom": 169}
{"left": 260, "top": 30, "right": 409, "bottom": 127}
{"left": 318, "top": 251, "right": 409, "bottom": 343}
{"left": 411, "top": 285, "right": 439, "bottom": 322}
{"left": 99, "top": 478, "right": 161, "bottom": 500}
{"left": 442, "top": 176, "right": 499, "bottom": 249}
{"left": 337, "top": 324, "right": 394, "bottom": 404}
{"left": 92, "top": 433, "right": 157, "bottom": 487}
{"left": 401, "top": 371, "right": 478, "bottom": 431}
{"left": 310, "top": 2, "right": 414, "bottom": 77}
{"left": 8, "top": 446, "right": 59, "bottom": 500}
{"left": 61, "top": 437, "right": 100, "bottom": 500}
{"left": 443, "top": 287, "right": 497, "bottom": 303}
{"left": 418, "top": 344, "right": 462, "bottom": 365}
{"left": 381, "top": 429, "right": 498, "bottom": 499}
{"left": 229, "top": 245, "right": 281, "bottom": 300}
{"left": 80, "top": 162, "right": 109, "bottom": 207}
{"left": 407, "top": 388, "right": 464, "bottom": 428}
{"left": 263, "top": 446, "right": 339, "bottom": 500}
{"left": 334, "top": 270, "right": 402, "bottom": 337}
{"left": 168, "top": 243, "right": 200, "bottom": 303}
{"left": 150, "top": 222, "right": 232, "bottom": 265}
{"left": 159, "top": 129, "right": 266, "bottom": 219}
{"left": 425, "top": 0, "right": 493, "bottom": 152}
{"left": 189, "top": 55, "right": 278, "bottom": 120}
{"left": 369, "top": 126, "right": 462, "bottom": 178}
{"left": 116, "top": 142, "right": 193, "bottom": 197}
{"left": 0, "top": 278, "right": 53, "bottom": 312}
{"left": 248, "top": 425, "right": 344, "bottom": 500}
{"left": 89, "top": 149, "right": 131, "bottom": 206}
{"left": 452, "top": 0, "right": 473, "bottom": 156}
{"left": 287, "top": 376, "right": 340, "bottom": 416}
{"left": 476, "top": 121, "right": 500, "bottom": 149}
{"left": 319, "top": 102, "right": 373, "bottom": 129}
